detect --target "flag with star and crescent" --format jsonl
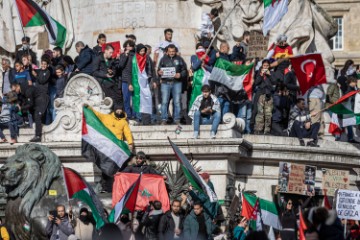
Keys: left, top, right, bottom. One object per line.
{"left": 290, "top": 53, "right": 327, "bottom": 94}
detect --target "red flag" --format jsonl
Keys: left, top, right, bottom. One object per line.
{"left": 323, "top": 189, "right": 332, "bottom": 210}
{"left": 102, "top": 41, "right": 121, "bottom": 58}
{"left": 299, "top": 207, "right": 307, "bottom": 240}
{"left": 290, "top": 53, "right": 326, "bottom": 94}
{"left": 112, "top": 173, "right": 170, "bottom": 212}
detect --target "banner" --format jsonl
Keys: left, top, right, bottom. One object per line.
{"left": 322, "top": 168, "right": 350, "bottom": 197}
{"left": 278, "top": 162, "right": 316, "bottom": 196}
{"left": 336, "top": 189, "right": 360, "bottom": 220}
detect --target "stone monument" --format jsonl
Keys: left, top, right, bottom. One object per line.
{"left": 0, "top": 144, "right": 68, "bottom": 239}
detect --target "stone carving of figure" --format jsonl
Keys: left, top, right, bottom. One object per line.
{"left": 0, "top": 0, "right": 74, "bottom": 53}
{"left": 194, "top": 0, "right": 337, "bottom": 79}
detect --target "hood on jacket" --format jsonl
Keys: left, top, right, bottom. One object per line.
{"left": 111, "top": 111, "right": 127, "bottom": 120}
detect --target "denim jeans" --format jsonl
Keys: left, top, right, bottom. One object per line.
{"left": 234, "top": 101, "right": 252, "bottom": 134}
{"left": 122, "top": 82, "right": 133, "bottom": 119}
{"left": 161, "top": 81, "right": 182, "bottom": 122}
{"left": 0, "top": 122, "right": 17, "bottom": 139}
{"left": 193, "top": 110, "right": 221, "bottom": 133}
{"left": 218, "top": 97, "right": 230, "bottom": 121}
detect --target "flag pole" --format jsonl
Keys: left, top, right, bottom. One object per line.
{"left": 205, "top": 0, "right": 242, "bottom": 55}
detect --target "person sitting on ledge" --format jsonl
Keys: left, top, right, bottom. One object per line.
{"left": 288, "top": 98, "right": 319, "bottom": 147}
{"left": 188, "top": 84, "right": 221, "bottom": 139}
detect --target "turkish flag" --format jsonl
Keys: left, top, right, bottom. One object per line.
{"left": 112, "top": 173, "right": 170, "bottom": 212}
{"left": 290, "top": 53, "right": 326, "bottom": 94}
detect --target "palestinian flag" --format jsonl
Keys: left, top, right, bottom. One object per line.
{"left": 131, "top": 54, "right": 152, "bottom": 114}
{"left": 15, "top": 0, "right": 67, "bottom": 48}
{"left": 62, "top": 167, "right": 106, "bottom": 229}
{"left": 109, "top": 174, "right": 142, "bottom": 223}
{"left": 328, "top": 91, "right": 360, "bottom": 134}
{"left": 242, "top": 195, "right": 259, "bottom": 221}
{"left": 168, "top": 138, "right": 218, "bottom": 203}
{"left": 242, "top": 192, "right": 282, "bottom": 230}
{"left": 209, "top": 58, "right": 254, "bottom": 100}
{"left": 328, "top": 90, "right": 360, "bottom": 114}
{"left": 82, "top": 107, "right": 131, "bottom": 177}
{"left": 189, "top": 68, "right": 211, "bottom": 109}
{"left": 263, "top": 0, "right": 289, "bottom": 36}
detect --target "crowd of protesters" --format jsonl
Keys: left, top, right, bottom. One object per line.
{"left": 1, "top": 19, "right": 360, "bottom": 144}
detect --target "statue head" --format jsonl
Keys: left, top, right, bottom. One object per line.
{"left": 0, "top": 144, "right": 61, "bottom": 218}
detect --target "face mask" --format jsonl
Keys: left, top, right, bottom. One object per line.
{"left": 115, "top": 112, "right": 125, "bottom": 119}
{"left": 347, "top": 66, "right": 356, "bottom": 76}
{"left": 79, "top": 215, "right": 90, "bottom": 224}
{"left": 22, "top": 44, "right": 29, "bottom": 50}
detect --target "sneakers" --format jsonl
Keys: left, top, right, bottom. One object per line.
{"left": 210, "top": 131, "right": 216, "bottom": 139}
{"left": 0, "top": 138, "right": 7, "bottom": 144}
{"left": 193, "top": 131, "right": 199, "bottom": 139}
{"left": 29, "top": 136, "right": 41, "bottom": 142}
{"left": 299, "top": 139, "right": 305, "bottom": 146}
{"left": 161, "top": 120, "right": 167, "bottom": 125}
{"left": 307, "top": 140, "right": 319, "bottom": 147}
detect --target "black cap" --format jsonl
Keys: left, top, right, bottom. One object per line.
{"left": 21, "top": 36, "right": 30, "bottom": 43}
{"left": 126, "top": 34, "right": 136, "bottom": 41}
{"left": 201, "top": 84, "right": 211, "bottom": 92}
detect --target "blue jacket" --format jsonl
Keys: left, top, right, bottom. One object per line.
{"left": 76, "top": 46, "right": 94, "bottom": 74}
{"left": 233, "top": 226, "right": 247, "bottom": 240}
{"left": 183, "top": 210, "right": 215, "bottom": 240}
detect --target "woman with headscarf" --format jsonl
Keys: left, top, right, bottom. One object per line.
{"left": 74, "top": 208, "right": 95, "bottom": 240}
{"left": 129, "top": 43, "right": 154, "bottom": 125}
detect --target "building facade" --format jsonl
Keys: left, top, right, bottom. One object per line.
{"left": 317, "top": 0, "right": 360, "bottom": 67}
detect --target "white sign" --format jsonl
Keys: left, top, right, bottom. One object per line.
{"left": 161, "top": 67, "right": 176, "bottom": 78}
{"left": 336, "top": 189, "right": 360, "bottom": 220}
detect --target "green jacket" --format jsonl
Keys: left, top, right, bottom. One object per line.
{"left": 183, "top": 210, "right": 215, "bottom": 240}
{"left": 326, "top": 83, "right": 340, "bottom": 108}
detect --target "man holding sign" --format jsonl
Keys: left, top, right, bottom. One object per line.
{"left": 158, "top": 44, "right": 187, "bottom": 125}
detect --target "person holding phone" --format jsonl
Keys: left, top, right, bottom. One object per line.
{"left": 46, "top": 205, "right": 74, "bottom": 240}
{"left": 253, "top": 59, "right": 277, "bottom": 135}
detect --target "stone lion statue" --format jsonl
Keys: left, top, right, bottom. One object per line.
{"left": 0, "top": 144, "right": 68, "bottom": 240}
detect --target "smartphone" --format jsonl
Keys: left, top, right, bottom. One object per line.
{"left": 49, "top": 210, "right": 58, "bottom": 221}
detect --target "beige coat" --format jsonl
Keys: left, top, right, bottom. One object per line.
{"left": 74, "top": 218, "right": 94, "bottom": 240}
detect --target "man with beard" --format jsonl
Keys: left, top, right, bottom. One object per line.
{"left": 158, "top": 200, "right": 185, "bottom": 240}
{"left": 73, "top": 208, "right": 95, "bottom": 240}
{"left": 46, "top": 205, "right": 74, "bottom": 240}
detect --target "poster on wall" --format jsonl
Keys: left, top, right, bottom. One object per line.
{"left": 322, "top": 168, "right": 350, "bottom": 197}
{"left": 278, "top": 162, "right": 316, "bottom": 196}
